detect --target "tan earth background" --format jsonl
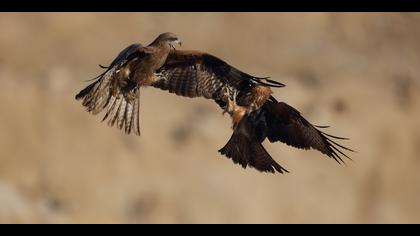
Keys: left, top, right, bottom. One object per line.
{"left": 0, "top": 13, "right": 419, "bottom": 223}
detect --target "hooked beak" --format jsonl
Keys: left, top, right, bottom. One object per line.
{"left": 170, "top": 39, "right": 181, "bottom": 50}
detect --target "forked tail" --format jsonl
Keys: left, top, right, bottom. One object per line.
{"left": 218, "top": 116, "right": 289, "bottom": 174}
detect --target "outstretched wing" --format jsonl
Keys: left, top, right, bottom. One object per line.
{"left": 75, "top": 43, "right": 146, "bottom": 136}
{"left": 263, "top": 101, "right": 354, "bottom": 164}
{"left": 152, "top": 50, "right": 284, "bottom": 101}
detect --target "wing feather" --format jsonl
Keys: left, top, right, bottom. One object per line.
{"left": 75, "top": 43, "right": 144, "bottom": 135}
{"left": 263, "top": 102, "right": 354, "bottom": 164}
{"left": 152, "top": 50, "right": 284, "bottom": 102}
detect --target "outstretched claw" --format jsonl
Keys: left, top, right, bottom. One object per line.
{"left": 222, "top": 88, "right": 239, "bottom": 117}
{"left": 223, "top": 86, "right": 231, "bottom": 98}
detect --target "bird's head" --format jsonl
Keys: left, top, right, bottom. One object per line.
{"left": 154, "top": 32, "right": 182, "bottom": 50}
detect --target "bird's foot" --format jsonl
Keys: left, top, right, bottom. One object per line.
{"left": 223, "top": 86, "right": 231, "bottom": 99}
{"left": 232, "top": 90, "right": 237, "bottom": 104}
{"left": 222, "top": 88, "right": 238, "bottom": 116}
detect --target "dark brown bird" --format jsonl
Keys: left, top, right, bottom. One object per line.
{"left": 76, "top": 32, "right": 354, "bottom": 173}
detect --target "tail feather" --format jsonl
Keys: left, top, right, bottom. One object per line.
{"left": 250, "top": 141, "right": 289, "bottom": 173}
{"left": 219, "top": 133, "right": 249, "bottom": 169}
{"left": 219, "top": 127, "right": 288, "bottom": 174}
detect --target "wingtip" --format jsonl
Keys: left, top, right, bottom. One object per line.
{"left": 251, "top": 77, "right": 286, "bottom": 88}
{"left": 271, "top": 162, "right": 289, "bottom": 174}
{"left": 75, "top": 91, "right": 85, "bottom": 100}
{"left": 314, "top": 125, "right": 331, "bottom": 129}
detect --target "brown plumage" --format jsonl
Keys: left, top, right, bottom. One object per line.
{"left": 75, "top": 32, "right": 354, "bottom": 174}
{"left": 75, "top": 32, "right": 181, "bottom": 135}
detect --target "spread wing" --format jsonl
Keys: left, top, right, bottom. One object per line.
{"left": 75, "top": 43, "right": 147, "bottom": 136}
{"left": 152, "top": 50, "right": 284, "bottom": 101}
{"left": 264, "top": 102, "right": 354, "bottom": 164}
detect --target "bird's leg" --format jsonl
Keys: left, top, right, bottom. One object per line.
{"left": 223, "top": 86, "right": 230, "bottom": 98}
{"left": 220, "top": 87, "right": 244, "bottom": 129}
{"left": 228, "top": 89, "right": 238, "bottom": 110}
{"left": 222, "top": 87, "right": 234, "bottom": 115}
{"left": 222, "top": 87, "right": 229, "bottom": 115}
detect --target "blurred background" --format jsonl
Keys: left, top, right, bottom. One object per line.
{"left": 0, "top": 13, "right": 419, "bottom": 223}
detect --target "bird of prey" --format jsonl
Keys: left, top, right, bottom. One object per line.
{"left": 76, "top": 32, "right": 354, "bottom": 173}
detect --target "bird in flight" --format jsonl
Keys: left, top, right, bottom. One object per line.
{"left": 75, "top": 32, "right": 354, "bottom": 173}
